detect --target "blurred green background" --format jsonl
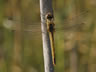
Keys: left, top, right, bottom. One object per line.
{"left": 0, "top": 0, "right": 96, "bottom": 72}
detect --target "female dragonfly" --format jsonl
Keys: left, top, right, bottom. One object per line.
{"left": 3, "top": 10, "right": 89, "bottom": 66}
{"left": 22, "top": 10, "right": 89, "bottom": 66}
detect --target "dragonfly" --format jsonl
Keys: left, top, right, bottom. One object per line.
{"left": 3, "top": 10, "right": 89, "bottom": 66}
{"left": 22, "top": 10, "right": 89, "bottom": 66}
{"left": 45, "top": 12, "right": 56, "bottom": 66}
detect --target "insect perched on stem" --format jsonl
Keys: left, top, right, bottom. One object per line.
{"left": 45, "top": 12, "right": 56, "bottom": 66}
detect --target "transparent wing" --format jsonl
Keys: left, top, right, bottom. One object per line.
{"left": 6, "top": 10, "right": 89, "bottom": 38}
{"left": 23, "top": 10, "right": 89, "bottom": 32}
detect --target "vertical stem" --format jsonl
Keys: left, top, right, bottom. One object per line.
{"left": 70, "top": 48, "right": 78, "bottom": 72}
{"left": 9, "top": 0, "right": 22, "bottom": 72}
{"left": 39, "top": 0, "right": 54, "bottom": 72}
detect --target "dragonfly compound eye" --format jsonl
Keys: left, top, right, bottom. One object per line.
{"left": 46, "top": 13, "right": 53, "bottom": 20}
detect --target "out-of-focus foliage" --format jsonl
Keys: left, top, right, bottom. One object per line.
{"left": 0, "top": 0, "right": 4, "bottom": 25}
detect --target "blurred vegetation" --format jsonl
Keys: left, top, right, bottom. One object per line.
{"left": 0, "top": 0, "right": 96, "bottom": 72}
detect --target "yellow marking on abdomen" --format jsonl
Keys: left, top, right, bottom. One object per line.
{"left": 49, "top": 31, "right": 56, "bottom": 66}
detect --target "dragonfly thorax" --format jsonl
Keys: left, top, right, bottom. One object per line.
{"left": 49, "top": 24, "right": 55, "bottom": 32}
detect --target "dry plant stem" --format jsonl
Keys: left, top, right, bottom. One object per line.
{"left": 40, "top": 0, "right": 54, "bottom": 72}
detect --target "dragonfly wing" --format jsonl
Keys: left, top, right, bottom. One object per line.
{"left": 55, "top": 10, "right": 89, "bottom": 32}
{"left": 11, "top": 10, "right": 89, "bottom": 33}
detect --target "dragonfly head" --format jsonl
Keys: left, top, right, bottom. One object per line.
{"left": 46, "top": 12, "right": 54, "bottom": 20}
